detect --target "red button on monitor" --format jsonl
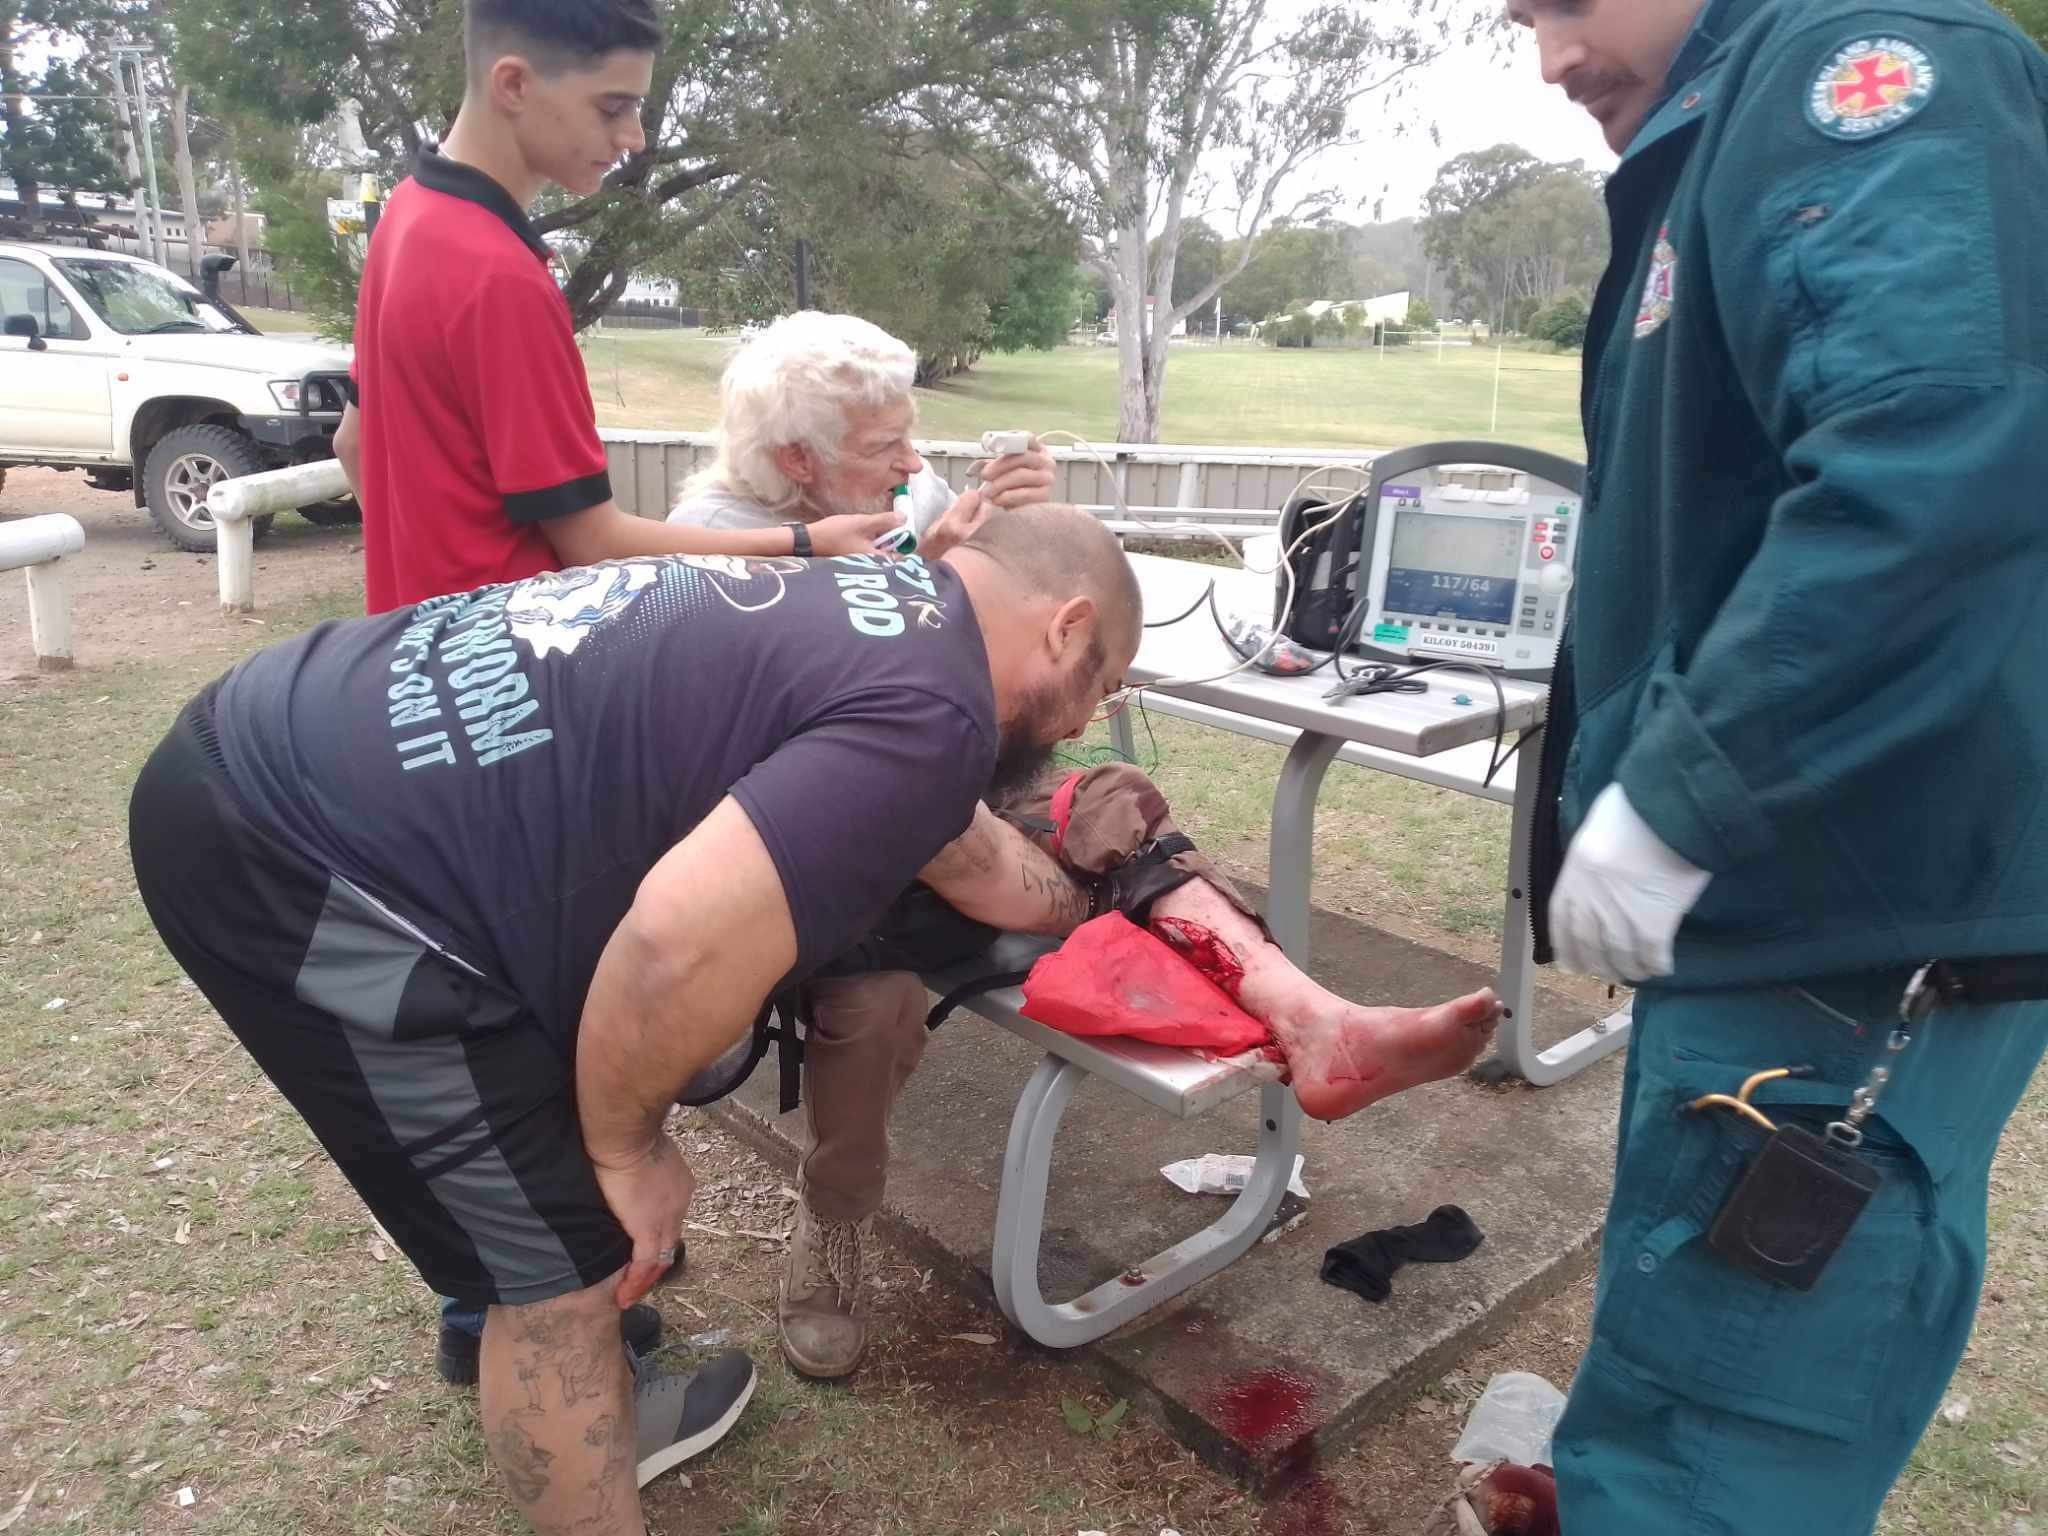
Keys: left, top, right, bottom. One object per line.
{"left": 1540, "top": 546, "right": 1555, "bottom": 560}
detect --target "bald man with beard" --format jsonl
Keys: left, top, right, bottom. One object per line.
{"left": 669, "top": 315, "right": 1505, "bottom": 1382}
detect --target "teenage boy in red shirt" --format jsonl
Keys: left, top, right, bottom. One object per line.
{"left": 333, "top": 0, "right": 894, "bottom": 615}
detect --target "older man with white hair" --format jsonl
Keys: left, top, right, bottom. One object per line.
{"left": 676, "top": 311, "right": 1058, "bottom": 558}
{"left": 671, "top": 311, "right": 1504, "bottom": 1382}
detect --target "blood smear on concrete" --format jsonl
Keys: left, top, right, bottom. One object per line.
{"left": 1213, "top": 1368, "right": 1318, "bottom": 1451}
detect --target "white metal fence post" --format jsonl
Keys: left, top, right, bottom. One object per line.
{"left": 25, "top": 560, "right": 74, "bottom": 670}
{"left": 215, "top": 514, "right": 254, "bottom": 614}
{"left": 205, "top": 459, "right": 353, "bottom": 614}
{"left": 0, "top": 515, "right": 87, "bottom": 671}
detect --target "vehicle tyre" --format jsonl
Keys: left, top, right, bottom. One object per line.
{"left": 297, "top": 495, "right": 362, "bottom": 528}
{"left": 143, "top": 426, "right": 276, "bottom": 554}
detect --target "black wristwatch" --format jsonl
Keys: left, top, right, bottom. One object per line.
{"left": 784, "top": 521, "right": 813, "bottom": 558}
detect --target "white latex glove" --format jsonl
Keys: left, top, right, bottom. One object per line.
{"left": 1550, "top": 783, "right": 1712, "bottom": 983}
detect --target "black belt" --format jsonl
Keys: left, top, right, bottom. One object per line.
{"left": 1906, "top": 956, "right": 2048, "bottom": 1022}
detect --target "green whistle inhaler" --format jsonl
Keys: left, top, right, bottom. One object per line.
{"left": 874, "top": 485, "right": 919, "bottom": 555}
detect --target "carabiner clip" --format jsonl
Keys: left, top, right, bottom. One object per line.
{"left": 1901, "top": 959, "right": 1953, "bottom": 1028}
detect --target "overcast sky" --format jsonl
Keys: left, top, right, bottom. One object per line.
{"left": 14, "top": 16, "right": 1609, "bottom": 227}
{"left": 1311, "top": 25, "right": 1618, "bottom": 222}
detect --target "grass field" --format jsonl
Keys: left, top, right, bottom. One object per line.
{"left": 0, "top": 299, "right": 2037, "bottom": 1533}
{"left": 239, "top": 307, "right": 321, "bottom": 337}
{"left": 580, "top": 332, "right": 1588, "bottom": 459}
{"left": 1, "top": 285, "right": 2039, "bottom": 1536}
{"left": 1, "top": 562, "right": 2039, "bottom": 1532}
{"left": 225, "top": 316, "right": 1584, "bottom": 455}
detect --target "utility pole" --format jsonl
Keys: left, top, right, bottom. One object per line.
{"left": 133, "top": 56, "right": 167, "bottom": 267}
{"left": 116, "top": 48, "right": 167, "bottom": 268}
{"left": 113, "top": 48, "right": 166, "bottom": 268}
{"left": 794, "top": 238, "right": 812, "bottom": 311}
{"left": 106, "top": 53, "right": 150, "bottom": 262}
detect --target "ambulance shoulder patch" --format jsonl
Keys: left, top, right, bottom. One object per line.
{"left": 1634, "top": 225, "right": 1677, "bottom": 341}
{"left": 1806, "top": 35, "right": 1938, "bottom": 142}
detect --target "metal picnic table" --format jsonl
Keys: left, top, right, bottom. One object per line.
{"left": 921, "top": 552, "right": 1629, "bottom": 1350}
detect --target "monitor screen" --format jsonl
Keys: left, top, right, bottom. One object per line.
{"left": 1382, "top": 510, "right": 1523, "bottom": 627}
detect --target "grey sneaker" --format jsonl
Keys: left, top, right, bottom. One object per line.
{"left": 777, "top": 1199, "right": 870, "bottom": 1379}
{"left": 436, "top": 1301, "right": 665, "bottom": 1387}
{"left": 633, "top": 1348, "right": 757, "bottom": 1488}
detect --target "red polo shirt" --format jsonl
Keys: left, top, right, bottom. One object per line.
{"left": 349, "top": 150, "right": 611, "bottom": 614}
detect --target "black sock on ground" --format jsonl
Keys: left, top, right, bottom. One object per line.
{"left": 1319, "top": 1204, "right": 1484, "bottom": 1304}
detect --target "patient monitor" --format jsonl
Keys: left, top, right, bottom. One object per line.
{"left": 1306, "top": 442, "right": 1586, "bottom": 683}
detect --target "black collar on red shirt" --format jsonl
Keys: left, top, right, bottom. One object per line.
{"left": 412, "top": 146, "right": 552, "bottom": 264}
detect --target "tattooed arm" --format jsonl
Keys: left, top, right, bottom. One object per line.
{"left": 577, "top": 796, "right": 799, "bottom": 1305}
{"left": 919, "top": 802, "right": 1093, "bottom": 936}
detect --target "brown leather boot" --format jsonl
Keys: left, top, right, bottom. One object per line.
{"left": 778, "top": 1198, "right": 870, "bottom": 1379}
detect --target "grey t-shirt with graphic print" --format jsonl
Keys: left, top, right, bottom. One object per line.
{"left": 210, "top": 553, "right": 996, "bottom": 1039}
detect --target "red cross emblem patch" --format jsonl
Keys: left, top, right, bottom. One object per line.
{"left": 1634, "top": 226, "right": 1677, "bottom": 341}
{"left": 1808, "top": 36, "right": 1937, "bottom": 141}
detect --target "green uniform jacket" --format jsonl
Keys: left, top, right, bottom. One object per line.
{"left": 1536, "top": 0, "right": 2048, "bottom": 988}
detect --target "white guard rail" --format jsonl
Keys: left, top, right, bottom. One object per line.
{"left": 205, "top": 459, "right": 352, "bottom": 613}
{"left": 0, "top": 514, "right": 86, "bottom": 670}
{"left": 196, "top": 433, "right": 1377, "bottom": 613}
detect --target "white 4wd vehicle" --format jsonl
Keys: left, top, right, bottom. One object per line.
{"left": 0, "top": 241, "right": 355, "bottom": 552}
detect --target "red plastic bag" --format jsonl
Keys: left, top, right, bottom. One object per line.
{"left": 1020, "top": 913, "right": 1271, "bottom": 1055}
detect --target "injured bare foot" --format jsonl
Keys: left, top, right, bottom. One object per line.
{"left": 1258, "top": 985, "right": 1502, "bottom": 1121}
{"left": 1151, "top": 882, "right": 1502, "bottom": 1122}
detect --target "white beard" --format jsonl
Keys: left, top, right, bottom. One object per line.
{"left": 804, "top": 476, "right": 891, "bottom": 523}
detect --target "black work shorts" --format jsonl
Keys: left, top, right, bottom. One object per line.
{"left": 128, "top": 692, "right": 633, "bottom": 1307}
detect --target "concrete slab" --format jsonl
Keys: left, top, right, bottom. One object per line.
{"left": 710, "top": 897, "right": 1624, "bottom": 1494}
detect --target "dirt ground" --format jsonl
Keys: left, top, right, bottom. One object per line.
{"left": 0, "top": 472, "right": 1601, "bottom": 1533}
{"left": 0, "top": 467, "right": 366, "bottom": 681}
{"left": 0, "top": 463, "right": 2034, "bottom": 1534}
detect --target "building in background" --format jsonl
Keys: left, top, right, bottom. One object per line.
{"left": 205, "top": 212, "right": 267, "bottom": 251}
{"left": 1104, "top": 296, "right": 1187, "bottom": 342}
{"left": 1307, "top": 291, "right": 1411, "bottom": 329}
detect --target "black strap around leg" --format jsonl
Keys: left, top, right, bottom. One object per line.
{"left": 924, "top": 971, "right": 1034, "bottom": 1033}
{"left": 1093, "top": 834, "right": 1201, "bottom": 927}
{"left": 764, "top": 992, "right": 806, "bottom": 1116}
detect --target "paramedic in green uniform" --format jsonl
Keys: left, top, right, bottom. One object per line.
{"left": 1509, "top": 0, "right": 2048, "bottom": 1530}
